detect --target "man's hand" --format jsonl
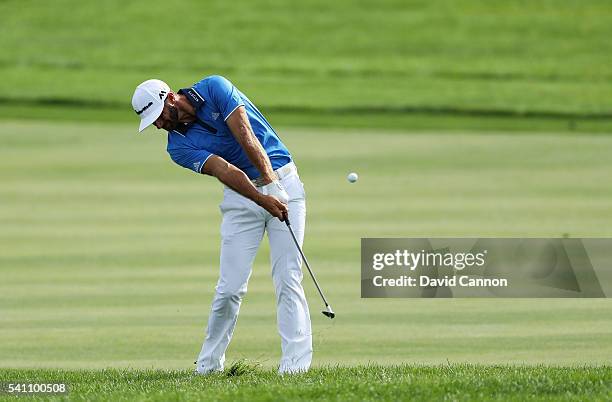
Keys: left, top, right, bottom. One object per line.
{"left": 260, "top": 180, "right": 289, "bottom": 204}
{"left": 258, "top": 194, "right": 288, "bottom": 221}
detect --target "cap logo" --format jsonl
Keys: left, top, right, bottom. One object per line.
{"left": 159, "top": 90, "right": 167, "bottom": 100}
{"left": 135, "top": 101, "right": 153, "bottom": 115}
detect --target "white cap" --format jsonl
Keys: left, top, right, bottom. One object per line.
{"left": 131, "top": 79, "right": 170, "bottom": 132}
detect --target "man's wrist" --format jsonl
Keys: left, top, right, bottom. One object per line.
{"left": 260, "top": 174, "right": 276, "bottom": 185}
{"left": 252, "top": 191, "right": 265, "bottom": 206}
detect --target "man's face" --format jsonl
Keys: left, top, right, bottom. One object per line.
{"left": 153, "top": 101, "right": 180, "bottom": 131}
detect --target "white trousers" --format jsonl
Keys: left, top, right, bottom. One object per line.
{"left": 196, "top": 169, "right": 313, "bottom": 374}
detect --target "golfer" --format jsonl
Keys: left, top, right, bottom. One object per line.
{"left": 131, "top": 76, "right": 312, "bottom": 374}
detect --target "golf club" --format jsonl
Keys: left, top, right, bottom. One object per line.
{"left": 285, "top": 217, "right": 335, "bottom": 319}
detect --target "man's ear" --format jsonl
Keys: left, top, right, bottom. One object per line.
{"left": 166, "top": 91, "right": 176, "bottom": 105}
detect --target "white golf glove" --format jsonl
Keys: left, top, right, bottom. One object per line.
{"left": 261, "top": 180, "right": 289, "bottom": 204}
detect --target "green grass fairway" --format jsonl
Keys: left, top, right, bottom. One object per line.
{"left": 1, "top": 365, "right": 610, "bottom": 401}
{"left": 1, "top": 120, "right": 611, "bottom": 373}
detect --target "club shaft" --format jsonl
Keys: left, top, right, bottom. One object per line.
{"left": 285, "top": 220, "right": 330, "bottom": 307}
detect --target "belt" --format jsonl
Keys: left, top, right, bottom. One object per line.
{"left": 251, "top": 162, "right": 296, "bottom": 187}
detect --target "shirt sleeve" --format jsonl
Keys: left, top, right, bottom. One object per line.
{"left": 168, "top": 147, "right": 213, "bottom": 174}
{"left": 206, "top": 75, "right": 245, "bottom": 121}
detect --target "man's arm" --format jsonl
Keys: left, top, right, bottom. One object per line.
{"left": 225, "top": 105, "right": 276, "bottom": 184}
{"left": 202, "top": 155, "right": 287, "bottom": 221}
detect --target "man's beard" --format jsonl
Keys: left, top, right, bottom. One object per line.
{"left": 165, "top": 105, "right": 180, "bottom": 131}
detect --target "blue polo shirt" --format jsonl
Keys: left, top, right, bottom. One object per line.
{"left": 166, "top": 75, "right": 291, "bottom": 179}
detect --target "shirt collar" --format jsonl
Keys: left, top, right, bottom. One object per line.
{"left": 178, "top": 87, "right": 206, "bottom": 110}
{"left": 172, "top": 123, "right": 190, "bottom": 136}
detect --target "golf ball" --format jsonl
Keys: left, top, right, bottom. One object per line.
{"left": 347, "top": 172, "right": 358, "bottom": 183}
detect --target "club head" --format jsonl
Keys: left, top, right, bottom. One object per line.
{"left": 321, "top": 306, "right": 335, "bottom": 319}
